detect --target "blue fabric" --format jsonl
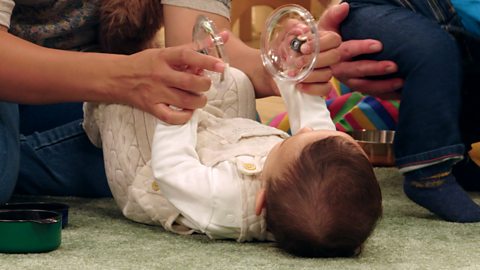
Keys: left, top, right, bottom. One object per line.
{"left": 0, "top": 102, "right": 110, "bottom": 204}
{"left": 16, "top": 118, "right": 111, "bottom": 198}
{"left": 19, "top": 103, "right": 84, "bottom": 135}
{"left": 450, "top": 0, "right": 480, "bottom": 38}
{"left": 0, "top": 102, "right": 20, "bottom": 204}
{"left": 341, "top": 0, "right": 466, "bottom": 173}
{"left": 341, "top": 0, "right": 480, "bottom": 221}
{"left": 404, "top": 172, "right": 480, "bottom": 222}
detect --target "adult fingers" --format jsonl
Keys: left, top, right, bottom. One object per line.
{"left": 317, "top": 2, "right": 350, "bottom": 32}
{"left": 162, "top": 68, "right": 214, "bottom": 94}
{"left": 319, "top": 31, "right": 342, "bottom": 52}
{"left": 303, "top": 66, "right": 333, "bottom": 83}
{"left": 340, "top": 77, "right": 404, "bottom": 95}
{"left": 149, "top": 103, "right": 195, "bottom": 125}
{"left": 300, "top": 31, "right": 341, "bottom": 55}
{"left": 338, "top": 39, "right": 384, "bottom": 61}
{"left": 160, "top": 87, "right": 208, "bottom": 110}
{"left": 164, "top": 46, "right": 225, "bottom": 74}
{"left": 297, "top": 81, "right": 334, "bottom": 97}
{"left": 218, "top": 30, "right": 230, "bottom": 44}
{"left": 332, "top": 59, "right": 398, "bottom": 80}
{"left": 307, "top": 32, "right": 341, "bottom": 70}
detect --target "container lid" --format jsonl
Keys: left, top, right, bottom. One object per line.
{"left": 260, "top": 4, "right": 319, "bottom": 82}
{"left": 192, "top": 15, "right": 232, "bottom": 90}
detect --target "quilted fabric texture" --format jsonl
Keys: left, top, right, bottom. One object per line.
{"left": 83, "top": 67, "right": 257, "bottom": 232}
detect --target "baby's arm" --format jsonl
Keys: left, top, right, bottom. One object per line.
{"left": 276, "top": 79, "right": 336, "bottom": 134}
{"left": 151, "top": 112, "right": 241, "bottom": 236}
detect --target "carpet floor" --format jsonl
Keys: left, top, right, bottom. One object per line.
{"left": 2, "top": 168, "right": 480, "bottom": 270}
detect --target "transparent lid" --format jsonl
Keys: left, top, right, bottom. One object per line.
{"left": 192, "top": 15, "right": 232, "bottom": 90}
{"left": 260, "top": 5, "right": 319, "bottom": 82}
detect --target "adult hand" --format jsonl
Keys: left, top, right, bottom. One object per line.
{"left": 123, "top": 46, "right": 225, "bottom": 124}
{"left": 318, "top": 3, "right": 403, "bottom": 99}
{"left": 0, "top": 30, "right": 222, "bottom": 125}
{"left": 297, "top": 30, "right": 342, "bottom": 97}
{"left": 259, "top": 16, "right": 341, "bottom": 97}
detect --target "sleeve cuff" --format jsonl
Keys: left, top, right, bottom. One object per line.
{"left": 0, "top": 0, "right": 15, "bottom": 29}
{"left": 161, "top": 0, "right": 231, "bottom": 19}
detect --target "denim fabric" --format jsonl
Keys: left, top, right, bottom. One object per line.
{"left": 0, "top": 102, "right": 20, "bottom": 204}
{"left": 0, "top": 102, "right": 110, "bottom": 204}
{"left": 340, "top": 0, "right": 480, "bottom": 173}
{"left": 19, "top": 103, "right": 84, "bottom": 135}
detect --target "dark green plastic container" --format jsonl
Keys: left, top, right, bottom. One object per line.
{"left": 0, "top": 210, "right": 62, "bottom": 253}
{"left": 0, "top": 202, "right": 69, "bottom": 228}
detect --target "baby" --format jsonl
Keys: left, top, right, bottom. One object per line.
{"left": 85, "top": 3, "right": 382, "bottom": 255}
{"left": 84, "top": 67, "right": 382, "bottom": 257}
{"left": 150, "top": 78, "right": 382, "bottom": 257}
{"left": 261, "top": 129, "right": 382, "bottom": 257}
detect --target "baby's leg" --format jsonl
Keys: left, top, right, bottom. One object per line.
{"left": 341, "top": 2, "right": 480, "bottom": 222}
{"left": 204, "top": 67, "right": 257, "bottom": 120}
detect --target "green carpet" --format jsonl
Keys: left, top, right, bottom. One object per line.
{"left": 2, "top": 168, "right": 480, "bottom": 269}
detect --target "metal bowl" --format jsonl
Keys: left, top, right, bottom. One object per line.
{"left": 348, "top": 129, "right": 395, "bottom": 167}
{"left": 0, "top": 210, "right": 62, "bottom": 253}
{"left": 0, "top": 202, "right": 69, "bottom": 228}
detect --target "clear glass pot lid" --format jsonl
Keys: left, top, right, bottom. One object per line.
{"left": 192, "top": 15, "right": 232, "bottom": 90}
{"left": 260, "top": 5, "right": 319, "bottom": 82}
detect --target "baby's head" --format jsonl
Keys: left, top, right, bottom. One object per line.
{"left": 257, "top": 128, "right": 382, "bottom": 257}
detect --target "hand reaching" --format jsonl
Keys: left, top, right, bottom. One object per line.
{"left": 318, "top": 3, "right": 403, "bottom": 99}
{"left": 297, "top": 30, "right": 342, "bottom": 97}
{"left": 260, "top": 7, "right": 342, "bottom": 97}
{"left": 120, "top": 46, "right": 225, "bottom": 124}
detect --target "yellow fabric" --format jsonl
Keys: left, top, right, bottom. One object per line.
{"left": 469, "top": 142, "right": 480, "bottom": 166}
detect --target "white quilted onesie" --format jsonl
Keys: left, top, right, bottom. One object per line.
{"left": 83, "top": 68, "right": 335, "bottom": 241}
{"left": 83, "top": 67, "right": 258, "bottom": 232}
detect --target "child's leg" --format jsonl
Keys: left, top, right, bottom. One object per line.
{"left": 341, "top": 2, "right": 480, "bottom": 222}
{"left": 0, "top": 102, "right": 20, "bottom": 204}
{"left": 454, "top": 41, "right": 480, "bottom": 191}
{"left": 204, "top": 67, "right": 257, "bottom": 120}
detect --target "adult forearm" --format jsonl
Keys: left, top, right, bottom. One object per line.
{"left": 0, "top": 24, "right": 225, "bottom": 123}
{"left": 163, "top": 5, "right": 277, "bottom": 98}
{"left": 224, "top": 35, "right": 277, "bottom": 98}
{"left": 0, "top": 31, "right": 128, "bottom": 104}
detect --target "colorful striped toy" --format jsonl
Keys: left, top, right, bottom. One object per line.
{"left": 267, "top": 79, "right": 400, "bottom": 133}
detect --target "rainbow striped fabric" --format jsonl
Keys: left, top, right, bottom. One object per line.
{"left": 266, "top": 80, "right": 480, "bottom": 166}
{"left": 266, "top": 79, "right": 400, "bottom": 133}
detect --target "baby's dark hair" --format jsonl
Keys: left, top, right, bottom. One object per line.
{"left": 265, "top": 135, "right": 382, "bottom": 257}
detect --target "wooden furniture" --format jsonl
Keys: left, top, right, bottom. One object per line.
{"left": 231, "top": 0, "right": 311, "bottom": 41}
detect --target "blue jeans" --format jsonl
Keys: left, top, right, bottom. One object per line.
{"left": 0, "top": 103, "right": 111, "bottom": 204}
{"left": 341, "top": 0, "right": 480, "bottom": 176}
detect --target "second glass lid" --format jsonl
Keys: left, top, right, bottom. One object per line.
{"left": 260, "top": 5, "right": 320, "bottom": 82}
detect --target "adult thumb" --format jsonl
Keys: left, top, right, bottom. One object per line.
{"left": 317, "top": 2, "right": 350, "bottom": 32}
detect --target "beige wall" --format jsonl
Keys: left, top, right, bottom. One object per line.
{"left": 231, "top": 0, "right": 339, "bottom": 44}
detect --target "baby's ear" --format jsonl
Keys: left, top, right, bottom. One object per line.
{"left": 255, "top": 189, "right": 267, "bottom": 216}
